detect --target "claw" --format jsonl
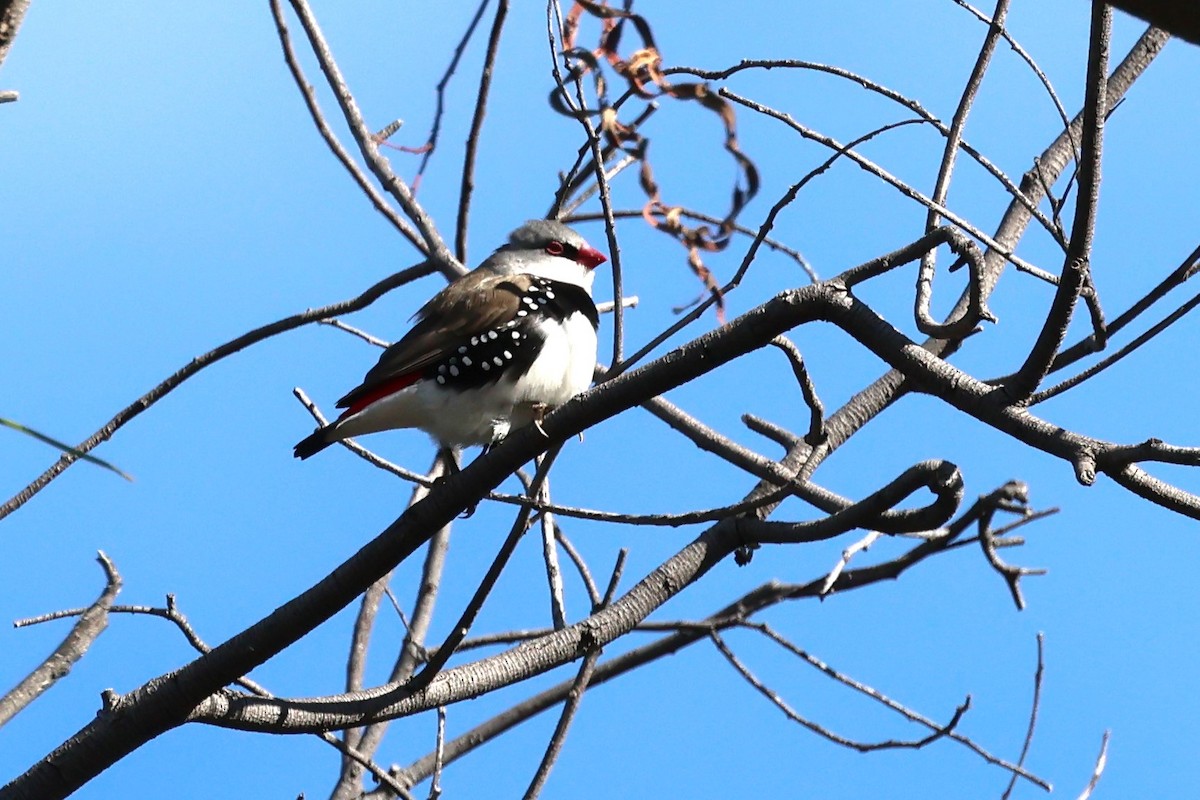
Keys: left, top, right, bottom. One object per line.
{"left": 531, "top": 402, "right": 550, "bottom": 439}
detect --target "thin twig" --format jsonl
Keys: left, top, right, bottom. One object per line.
{"left": 536, "top": 466, "right": 569, "bottom": 630}
{"left": 553, "top": 526, "right": 601, "bottom": 608}
{"left": 922, "top": 0, "right": 1009, "bottom": 282}
{"left": 456, "top": 0, "right": 510, "bottom": 263}
{"left": 286, "top": 0, "right": 458, "bottom": 272}
{"left": 411, "top": 0, "right": 492, "bottom": 197}
{"left": 720, "top": 88, "right": 1055, "bottom": 283}
{"left": 949, "top": 0, "right": 1076, "bottom": 157}
{"left": 711, "top": 630, "right": 968, "bottom": 752}
{"left": 977, "top": 505, "right": 1047, "bottom": 610}
{"left": 1002, "top": 632, "right": 1046, "bottom": 800}
{"left": 319, "top": 318, "right": 390, "bottom": 348}
{"left": 1075, "top": 730, "right": 1110, "bottom": 800}
{"left": 405, "top": 447, "right": 563, "bottom": 692}
{"left": 1031, "top": 285, "right": 1200, "bottom": 404}
{"left": 769, "top": 335, "right": 827, "bottom": 444}
{"left": 741, "top": 414, "right": 801, "bottom": 450}
{"left": 293, "top": 388, "right": 433, "bottom": 486}
{"left": 0, "top": 262, "right": 435, "bottom": 522}
{"left": 748, "top": 622, "right": 1044, "bottom": 787}
{"left": 548, "top": 11, "right": 625, "bottom": 368}
{"left": 818, "top": 531, "right": 882, "bottom": 598}
{"left": 429, "top": 707, "right": 447, "bottom": 800}
{"left": 522, "top": 551, "right": 625, "bottom": 799}
{"left": 594, "top": 296, "right": 639, "bottom": 315}
{"left": 559, "top": 154, "right": 639, "bottom": 219}
{"left": 270, "top": 0, "right": 426, "bottom": 251}
{"left": 667, "top": 59, "right": 1064, "bottom": 248}
{"left": 1048, "top": 242, "right": 1200, "bottom": 374}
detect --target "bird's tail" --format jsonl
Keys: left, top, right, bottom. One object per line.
{"left": 294, "top": 426, "right": 335, "bottom": 460}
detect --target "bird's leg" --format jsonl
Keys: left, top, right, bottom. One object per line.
{"left": 441, "top": 447, "right": 462, "bottom": 476}
{"left": 432, "top": 448, "right": 477, "bottom": 517}
{"left": 530, "top": 402, "right": 550, "bottom": 439}
{"left": 450, "top": 445, "right": 488, "bottom": 518}
{"left": 432, "top": 447, "right": 461, "bottom": 490}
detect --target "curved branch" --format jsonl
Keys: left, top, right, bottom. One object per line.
{"left": 745, "top": 460, "right": 964, "bottom": 543}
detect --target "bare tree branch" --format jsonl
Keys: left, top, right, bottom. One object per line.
{"left": 285, "top": 0, "right": 459, "bottom": 273}
{"left": 0, "top": 0, "right": 31, "bottom": 74}
{"left": 269, "top": 0, "right": 427, "bottom": 252}
{"left": 1, "top": 553, "right": 121, "bottom": 728}
{"left": 522, "top": 550, "right": 624, "bottom": 799}
{"left": 1004, "top": 2, "right": 1111, "bottom": 400}
{"left": 711, "top": 629, "right": 969, "bottom": 752}
{"left": 375, "top": 481, "right": 1051, "bottom": 795}
{"left": 456, "top": 0, "right": 510, "bottom": 263}
{"left": 1002, "top": 632, "right": 1046, "bottom": 800}
{"left": 1075, "top": 730, "right": 1111, "bottom": 800}
{"left": 923, "top": 0, "right": 1011, "bottom": 280}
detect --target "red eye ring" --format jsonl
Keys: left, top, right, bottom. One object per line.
{"left": 545, "top": 241, "right": 565, "bottom": 257}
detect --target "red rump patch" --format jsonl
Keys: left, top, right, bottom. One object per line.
{"left": 341, "top": 372, "right": 421, "bottom": 417}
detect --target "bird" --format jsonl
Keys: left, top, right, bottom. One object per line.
{"left": 294, "top": 219, "right": 607, "bottom": 467}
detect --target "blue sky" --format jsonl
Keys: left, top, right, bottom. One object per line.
{"left": 3, "top": 1, "right": 1200, "bottom": 797}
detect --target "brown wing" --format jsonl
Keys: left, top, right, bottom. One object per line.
{"left": 336, "top": 274, "right": 530, "bottom": 409}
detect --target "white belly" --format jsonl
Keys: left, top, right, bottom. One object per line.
{"left": 511, "top": 312, "right": 598, "bottom": 407}
{"left": 334, "top": 311, "right": 597, "bottom": 448}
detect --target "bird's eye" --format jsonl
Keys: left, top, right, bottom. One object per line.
{"left": 545, "top": 240, "right": 565, "bottom": 257}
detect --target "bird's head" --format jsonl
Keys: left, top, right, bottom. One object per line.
{"left": 485, "top": 219, "right": 608, "bottom": 290}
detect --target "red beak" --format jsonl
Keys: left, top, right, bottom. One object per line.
{"left": 576, "top": 245, "right": 608, "bottom": 270}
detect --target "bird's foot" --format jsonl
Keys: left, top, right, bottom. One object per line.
{"left": 531, "top": 402, "right": 551, "bottom": 439}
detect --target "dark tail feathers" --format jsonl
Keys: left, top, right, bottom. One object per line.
{"left": 294, "top": 427, "right": 334, "bottom": 460}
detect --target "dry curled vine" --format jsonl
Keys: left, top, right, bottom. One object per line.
{"left": 550, "top": 0, "right": 760, "bottom": 317}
